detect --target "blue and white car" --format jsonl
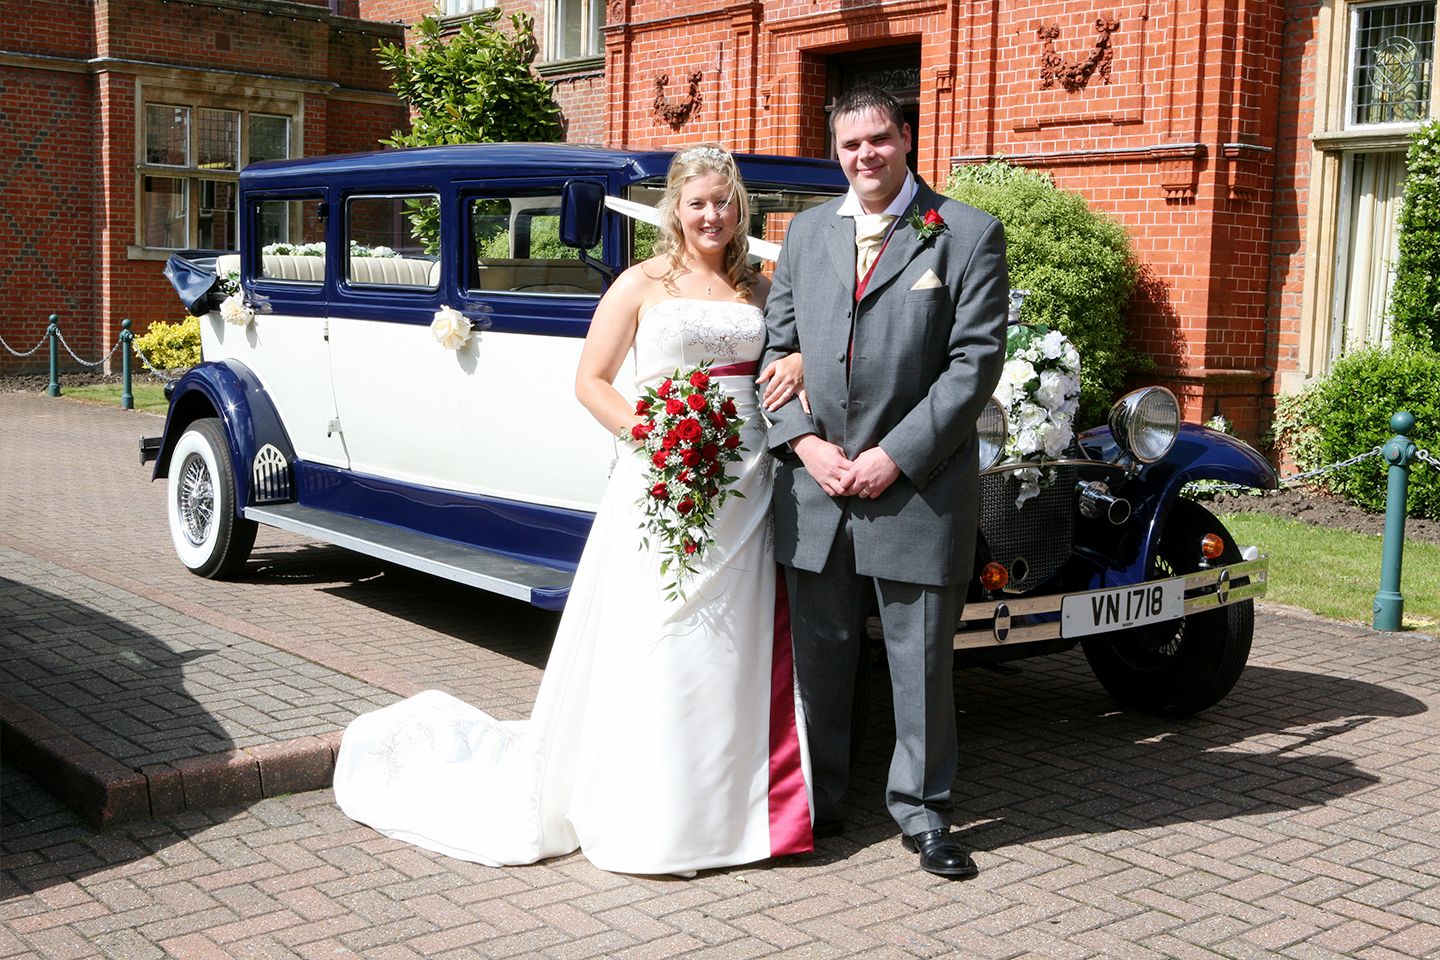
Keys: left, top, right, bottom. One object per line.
{"left": 145, "top": 143, "right": 1272, "bottom": 717}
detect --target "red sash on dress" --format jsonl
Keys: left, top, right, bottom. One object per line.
{"left": 767, "top": 572, "right": 813, "bottom": 855}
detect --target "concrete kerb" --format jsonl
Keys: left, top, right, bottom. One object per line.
{"left": 0, "top": 692, "right": 344, "bottom": 828}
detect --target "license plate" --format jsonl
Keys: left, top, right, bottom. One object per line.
{"left": 1061, "top": 578, "right": 1185, "bottom": 638}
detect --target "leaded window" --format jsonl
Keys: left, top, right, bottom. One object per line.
{"left": 1351, "top": 1, "right": 1436, "bottom": 125}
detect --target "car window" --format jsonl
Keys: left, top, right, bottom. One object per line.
{"left": 256, "top": 197, "right": 326, "bottom": 284}
{"left": 345, "top": 194, "right": 441, "bottom": 290}
{"left": 468, "top": 195, "right": 604, "bottom": 297}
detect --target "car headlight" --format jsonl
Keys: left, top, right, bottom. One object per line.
{"left": 977, "top": 397, "right": 1007, "bottom": 470}
{"left": 1109, "top": 386, "right": 1179, "bottom": 463}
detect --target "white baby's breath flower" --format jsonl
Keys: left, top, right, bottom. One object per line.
{"left": 219, "top": 292, "right": 254, "bottom": 327}
{"left": 430, "top": 305, "right": 473, "bottom": 350}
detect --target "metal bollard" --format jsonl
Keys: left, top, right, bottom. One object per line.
{"left": 46, "top": 314, "right": 60, "bottom": 397}
{"left": 1373, "top": 410, "right": 1417, "bottom": 632}
{"left": 120, "top": 318, "right": 134, "bottom": 410}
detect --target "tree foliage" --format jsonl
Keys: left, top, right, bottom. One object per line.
{"left": 1388, "top": 118, "right": 1440, "bottom": 351}
{"left": 946, "top": 161, "right": 1142, "bottom": 427}
{"left": 375, "top": 11, "right": 563, "bottom": 148}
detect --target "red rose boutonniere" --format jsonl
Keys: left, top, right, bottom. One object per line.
{"left": 909, "top": 207, "right": 947, "bottom": 243}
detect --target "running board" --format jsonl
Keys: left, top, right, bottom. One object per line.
{"left": 243, "top": 503, "right": 573, "bottom": 609}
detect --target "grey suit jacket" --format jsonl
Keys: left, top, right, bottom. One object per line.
{"left": 762, "top": 180, "right": 1008, "bottom": 586}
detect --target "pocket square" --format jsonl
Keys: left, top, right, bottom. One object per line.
{"left": 910, "top": 269, "right": 943, "bottom": 290}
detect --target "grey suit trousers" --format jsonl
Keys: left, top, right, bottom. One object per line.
{"left": 785, "top": 505, "right": 961, "bottom": 835}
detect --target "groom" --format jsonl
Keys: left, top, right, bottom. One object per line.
{"left": 762, "top": 85, "right": 1008, "bottom": 878}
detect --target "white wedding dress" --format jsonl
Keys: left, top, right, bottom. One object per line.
{"left": 333, "top": 298, "right": 814, "bottom": 874}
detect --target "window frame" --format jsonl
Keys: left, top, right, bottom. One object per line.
{"left": 135, "top": 97, "right": 296, "bottom": 254}
{"left": 342, "top": 192, "right": 444, "bottom": 292}
{"left": 546, "top": 0, "right": 604, "bottom": 63}
{"left": 1344, "top": 0, "right": 1439, "bottom": 130}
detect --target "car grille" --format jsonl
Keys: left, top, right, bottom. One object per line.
{"left": 978, "top": 465, "right": 1076, "bottom": 592}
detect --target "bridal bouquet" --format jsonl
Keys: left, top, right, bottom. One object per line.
{"left": 994, "top": 323, "right": 1082, "bottom": 508}
{"left": 630, "top": 363, "right": 747, "bottom": 598}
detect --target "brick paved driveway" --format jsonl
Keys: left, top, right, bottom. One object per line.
{"left": 2, "top": 392, "right": 1438, "bottom": 959}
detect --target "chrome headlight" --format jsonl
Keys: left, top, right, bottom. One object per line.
{"left": 1109, "top": 387, "right": 1179, "bottom": 464}
{"left": 977, "top": 397, "right": 1007, "bottom": 470}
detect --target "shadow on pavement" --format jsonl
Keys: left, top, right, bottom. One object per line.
{"left": 0, "top": 578, "right": 241, "bottom": 890}
{"left": 842, "top": 652, "right": 1424, "bottom": 852}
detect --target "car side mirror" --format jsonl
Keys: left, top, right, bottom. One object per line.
{"left": 560, "top": 179, "right": 605, "bottom": 250}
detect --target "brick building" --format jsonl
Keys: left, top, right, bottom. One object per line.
{"left": 0, "top": 0, "right": 406, "bottom": 373}
{"left": 6, "top": 0, "right": 1433, "bottom": 448}
{"left": 581, "top": 0, "right": 1433, "bottom": 441}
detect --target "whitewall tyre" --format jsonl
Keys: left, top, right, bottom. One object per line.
{"left": 167, "top": 417, "right": 257, "bottom": 579}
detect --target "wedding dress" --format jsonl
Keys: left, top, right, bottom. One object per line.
{"left": 332, "top": 298, "right": 814, "bottom": 874}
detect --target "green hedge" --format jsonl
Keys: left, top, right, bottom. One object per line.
{"left": 946, "top": 161, "right": 1142, "bottom": 427}
{"left": 133, "top": 315, "right": 201, "bottom": 371}
{"left": 1388, "top": 119, "right": 1440, "bottom": 352}
{"left": 1275, "top": 345, "right": 1440, "bottom": 519}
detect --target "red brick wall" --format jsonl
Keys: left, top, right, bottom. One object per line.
{"left": 0, "top": 67, "right": 100, "bottom": 367}
{"left": 2, "top": 0, "right": 405, "bottom": 374}
{"left": 603, "top": 0, "right": 1307, "bottom": 441}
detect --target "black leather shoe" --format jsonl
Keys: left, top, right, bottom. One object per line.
{"left": 901, "top": 828, "right": 979, "bottom": 879}
{"left": 812, "top": 817, "right": 846, "bottom": 839}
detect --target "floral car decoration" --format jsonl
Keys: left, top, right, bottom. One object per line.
{"left": 994, "top": 323, "right": 1083, "bottom": 507}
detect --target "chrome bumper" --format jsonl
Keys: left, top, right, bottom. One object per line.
{"left": 954, "top": 555, "right": 1269, "bottom": 649}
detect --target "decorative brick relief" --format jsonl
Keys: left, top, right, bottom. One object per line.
{"left": 654, "top": 71, "right": 703, "bottom": 129}
{"left": 1039, "top": 16, "right": 1120, "bottom": 92}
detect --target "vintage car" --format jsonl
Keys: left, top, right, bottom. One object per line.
{"left": 145, "top": 143, "right": 1272, "bottom": 718}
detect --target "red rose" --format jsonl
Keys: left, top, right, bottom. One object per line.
{"left": 683, "top": 538, "right": 698, "bottom": 555}
{"left": 702, "top": 461, "right": 720, "bottom": 477}
{"left": 635, "top": 398, "right": 651, "bottom": 416}
{"left": 651, "top": 450, "right": 669, "bottom": 469}
{"left": 650, "top": 482, "right": 669, "bottom": 500}
{"left": 701, "top": 443, "right": 720, "bottom": 461}
{"left": 662, "top": 430, "right": 679, "bottom": 450}
{"left": 923, "top": 208, "right": 944, "bottom": 228}
{"left": 657, "top": 379, "right": 674, "bottom": 398}
{"left": 681, "top": 448, "right": 701, "bottom": 467}
{"left": 677, "top": 469, "right": 690, "bottom": 483}
{"left": 676, "top": 418, "right": 702, "bottom": 441}
{"left": 689, "top": 371, "right": 710, "bottom": 390}
{"left": 720, "top": 398, "right": 737, "bottom": 416}
{"left": 665, "top": 397, "right": 684, "bottom": 415}
{"left": 687, "top": 393, "right": 708, "bottom": 412}
{"left": 677, "top": 498, "right": 695, "bottom": 515}
{"left": 630, "top": 423, "right": 651, "bottom": 441}
{"left": 724, "top": 434, "right": 741, "bottom": 449}
{"left": 710, "top": 411, "right": 728, "bottom": 430}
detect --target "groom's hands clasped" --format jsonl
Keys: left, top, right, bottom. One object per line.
{"left": 792, "top": 436, "right": 900, "bottom": 500}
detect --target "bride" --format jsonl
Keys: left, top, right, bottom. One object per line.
{"left": 333, "top": 144, "right": 814, "bottom": 875}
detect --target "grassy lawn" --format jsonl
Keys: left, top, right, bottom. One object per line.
{"left": 1221, "top": 512, "right": 1440, "bottom": 632}
{"left": 60, "top": 382, "right": 169, "bottom": 413}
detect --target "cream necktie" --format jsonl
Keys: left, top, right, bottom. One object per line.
{"left": 854, "top": 213, "right": 895, "bottom": 279}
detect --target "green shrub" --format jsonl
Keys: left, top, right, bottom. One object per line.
{"left": 133, "top": 315, "right": 201, "bottom": 370}
{"left": 1276, "top": 346, "right": 1440, "bottom": 520}
{"left": 1387, "top": 119, "right": 1440, "bottom": 351}
{"left": 946, "top": 161, "right": 1141, "bottom": 427}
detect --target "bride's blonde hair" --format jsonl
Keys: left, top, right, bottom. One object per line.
{"left": 654, "top": 143, "right": 757, "bottom": 300}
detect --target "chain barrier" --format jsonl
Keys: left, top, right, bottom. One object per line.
{"left": 55, "top": 328, "right": 122, "bottom": 369}
{"left": 1416, "top": 447, "right": 1440, "bottom": 474}
{"left": 0, "top": 332, "right": 49, "bottom": 357}
{"left": 1196, "top": 446, "right": 1384, "bottom": 494}
{"left": 131, "top": 345, "right": 180, "bottom": 385}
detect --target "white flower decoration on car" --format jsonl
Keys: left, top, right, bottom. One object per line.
{"left": 995, "top": 323, "right": 1083, "bottom": 509}
{"left": 431, "top": 305, "right": 473, "bottom": 350}
{"left": 220, "top": 292, "right": 255, "bottom": 327}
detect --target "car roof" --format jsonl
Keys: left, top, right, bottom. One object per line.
{"left": 241, "top": 142, "right": 848, "bottom": 192}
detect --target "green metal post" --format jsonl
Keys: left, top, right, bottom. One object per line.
{"left": 1373, "top": 410, "right": 1417, "bottom": 632}
{"left": 46, "top": 314, "right": 60, "bottom": 397}
{"left": 119, "top": 319, "right": 134, "bottom": 410}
